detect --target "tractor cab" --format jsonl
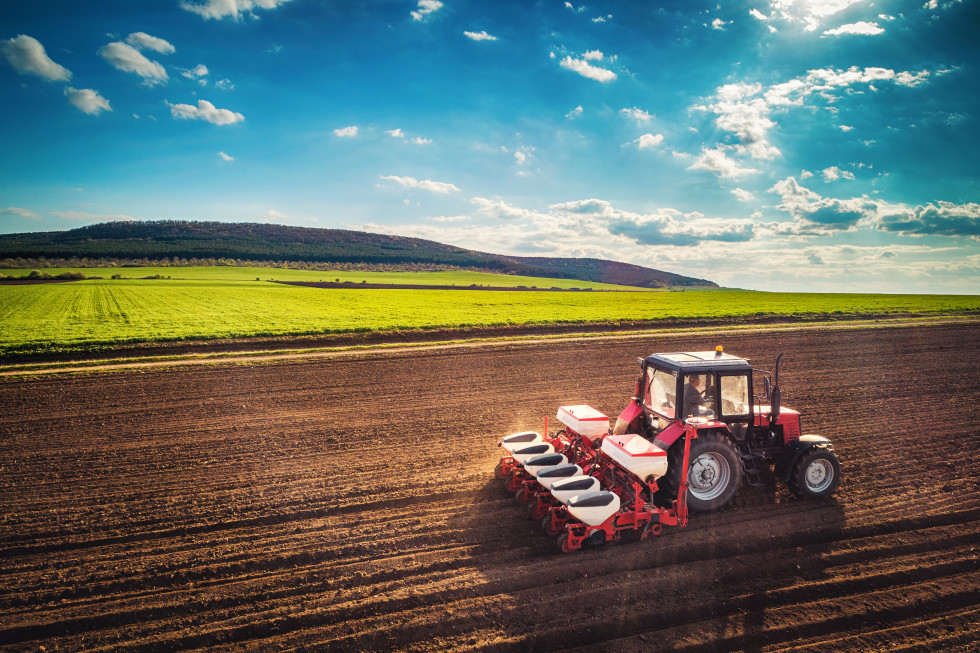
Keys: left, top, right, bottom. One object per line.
{"left": 619, "top": 346, "right": 800, "bottom": 452}
{"left": 641, "top": 348, "right": 755, "bottom": 425}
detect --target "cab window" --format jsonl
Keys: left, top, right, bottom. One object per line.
{"left": 720, "top": 374, "right": 750, "bottom": 417}
{"left": 643, "top": 367, "right": 678, "bottom": 418}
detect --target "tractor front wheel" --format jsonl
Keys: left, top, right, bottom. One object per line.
{"left": 789, "top": 448, "right": 841, "bottom": 499}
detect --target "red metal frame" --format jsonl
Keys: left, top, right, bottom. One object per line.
{"left": 497, "top": 417, "right": 700, "bottom": 553}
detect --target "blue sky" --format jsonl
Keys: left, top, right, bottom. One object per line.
{"left": 1, "top": 0, "right": 978, "bottom": 293}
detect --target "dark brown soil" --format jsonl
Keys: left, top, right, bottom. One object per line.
{"left": 0, "top": 323, "right": 977, "bottom": 651}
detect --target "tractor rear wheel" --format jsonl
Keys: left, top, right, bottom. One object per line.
{"left": 660, "top": 431, "right": 742, "bottom": 512}
{"left": 789, "top": 448, "right": 841, "bottom": 499}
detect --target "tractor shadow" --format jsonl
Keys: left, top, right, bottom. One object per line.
{"left": 463, "top": 466, "right": 848, "bottom": 652}
{"left": 703, "top": 486, "right": 848, "bottom": 652}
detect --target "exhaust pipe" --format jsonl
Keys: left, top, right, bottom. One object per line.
{"left": 769, "top": 353, "right": 783, "bottom": 425}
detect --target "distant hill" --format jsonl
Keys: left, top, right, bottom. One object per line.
{"left": 0, "top": 220, "right": 718, "bottom": 288}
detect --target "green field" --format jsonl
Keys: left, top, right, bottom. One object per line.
{"left": 1, "top": 267, "right": 978, "bottom": 356}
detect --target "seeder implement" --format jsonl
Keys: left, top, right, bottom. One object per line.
{"left": 496, "top": 404, "right": 700, "bottom": 553}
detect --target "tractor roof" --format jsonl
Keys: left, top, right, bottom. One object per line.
{"left": 645, "top": 350, "right": 752, "bottom": 374}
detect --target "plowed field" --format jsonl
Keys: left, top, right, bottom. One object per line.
{"left": 1, "top": 322, "right": 978, "bottom": 651}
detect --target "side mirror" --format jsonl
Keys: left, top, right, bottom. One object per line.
{"left": 764, "top": 377, "right": 772, "bottom": 401}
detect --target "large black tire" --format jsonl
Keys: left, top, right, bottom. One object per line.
{"left": 659, "top": 430, "right": 742, "bottom": 512}
{"left": 788, "top": 448, "right": 841, "bottom": 499}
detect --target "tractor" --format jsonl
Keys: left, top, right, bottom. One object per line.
{"left": 494, "top": 346, "right": 841, "bottom": 552}
{"left": 614, "top": 346, "right": 841, "bottom": 512}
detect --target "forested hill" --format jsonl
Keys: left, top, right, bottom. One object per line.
{"left": 0, "top": 220, "right": 718, "bottom": 288}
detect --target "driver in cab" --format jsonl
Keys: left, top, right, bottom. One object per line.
{"left": 683, "top": 374, "right": 709, "bottom": 418}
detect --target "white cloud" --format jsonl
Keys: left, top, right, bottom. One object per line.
{"left": 257, "top": 209, "right": 288, "bottom": 222}
{"left": 821, "top": 166, "right": 855, "bottom": 182}
{"left": 767, "top": 177, "right": 872, "bottom": 234}
{"left": 711, "top": 18, "right": 729, "bottom": 30}
{"left": 181, "top": 64, "right": 209, "bottom": 84}
{"left": 767, "top": 177, "right": 980, "bottom": 240}
{"left": 393, "top": 195, "right": 755, "bottom": 256}
{"left": 470, "top": 197, "right": 548, "bottom": 221}
{"left": 688, "top": 146, "right": 761, "bottom": 179}
{"left": 125, "top": 32, "right": 175, "bottom": 54}
{"left": 583, "top": 50, "right": 604, "bottom": 61}
{"left": 429, "top": 215, "right": 470, "bottom": 223}
{"left": 550, "top": 198, "right": 755, "bottom": 246}
{"left": 749, "top": 8, "right": 769, "bottom": 21}
{"left": 731, "top": 188, "right": 755, "bottom": 201}
{"left": 168, "top": 99, "right": 244, "bottom": 125}
{"left": 566, "top": 105, "right": 584, "bottom": 119}
{"left": 385, "top": 128, "right": 430, "bottom": 144}
{"left": 716, "top": 81, "right": 763, "bottom": 102}
{"left": 218, "top": 151, "right": 234, "bottom": 161}
{"left": 1, "top": 207, "right": 42, "bottom": 220}
{"left": 181, "top": 0, "right": 293, "bottom": 20}
{"left": 696, "top": 89, "right": 781, "bottom": 160}
{"left": 514, "top": 146, "right": 536, "bottom": 165}
{"left": 411, "top": 0, "right": 443, "bottom": 21}
{"left": 805, "top": 66, "right": 930, "bottom": 89}
{"left": 822, "top": 21, "right": 885, "bottom": 37}
{"left": 770, "top": 0, "right": 865, "bottom": 31}
{"left": 921, "top": 0, "right": 964, "bottom": 12}
{"left": 695, "top": 65, "right": 938, "bottom": 171}
{"left": 334, "top": 125, "right": 359, "bottom": 137}
{"left": 65, "top": 87, "right": 111, "bottom": 115}
{"left": 380, "top": 175, "right": 460, "bottom": 194}
{"left": 559, "top": 56, "right": 616, "bottom": 82}
{"left": 464, "top": 30, "right": 498, "bottom": 41}
{"left": 1, "top": 35, "right": 71, "bottom": 81}
{"left": 839, "top": 124, "right": 854, "bottom": 131}
{"left": 620, "top": 107, "right": 653, "bottom": 122}
{"left": 634, "top": 133, "right": 665, "bottom": 149}
{"left": 99, "top": 42, "right": 168, "bottom": 85}
{"left": 215, "top": 78, "right": 234, "bottom": 90}
{"left": 770, "top": 176, "right": 822, "bottom": 205}
{"left": 873, "top": 201, "right": 980, "bottom": 239}
{"left": 565, "top": 3, "right": 586, "bottom": 14}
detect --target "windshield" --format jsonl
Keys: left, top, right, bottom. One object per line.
{"left": 643, "top": 367, "right": 677, "bottom": 418}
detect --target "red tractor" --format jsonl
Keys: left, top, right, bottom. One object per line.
{"left": 495, "top": 347, "right": 841, "bottom": 552}
{"left": 615, "top": 347, "right": 841, "bottom": 512}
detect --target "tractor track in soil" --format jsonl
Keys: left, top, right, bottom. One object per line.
{"left": 0, "top": 322, "right": 978, "bottom": 651}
